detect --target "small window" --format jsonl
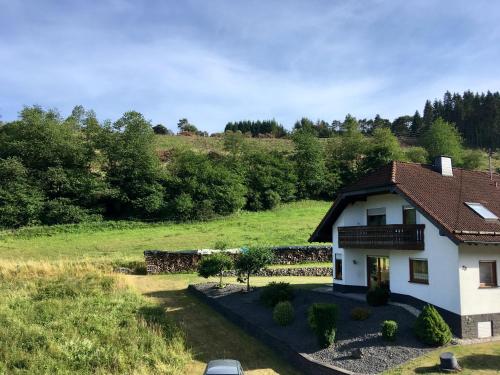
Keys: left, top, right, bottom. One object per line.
{"left": 367, "top": 208, "right": 386, "bottom": 226}
{"left": 334, "top": 253, "right": 343, "bottom": 280}
{"left": 465, "top": 202, "right": 498, "bottom": 221}
{"left": 409, "top": 258, "right": 429, "bottom": 284}
{"left": 403, "top": 205, "right": 416, "bottom": 225}
{"left": 479, "top": 261, "right": 497, "bottom": 287}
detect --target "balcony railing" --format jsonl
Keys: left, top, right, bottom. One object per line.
{"left": 338, "top": 224, "right": 425, "bottom": 250}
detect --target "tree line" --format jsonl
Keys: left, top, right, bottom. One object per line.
{"left": 220, "top": 91, "right": 500, "bottom": 150}
{"left": 0, "top": 105, "right": 483, "bottom": 229}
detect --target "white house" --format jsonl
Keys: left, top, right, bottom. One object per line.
{"left": 310, "top": 157, "right": 500, "bottom": 339}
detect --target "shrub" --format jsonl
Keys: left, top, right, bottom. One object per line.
{"left": 197, "top": 253, "right": 234, "bottom": 288}
{"left": 366, "top": 285, "right": 390, "bottom": 306}
{"left": 235, "top": 246, "right": 274, "bottom": 292}
{"left": 414, "top": 305, "right": 452, "bottom": 346}
{"left": 308, "top": 303, "right": 338, "bottom": 348}
{"left": 260, "top": 282, "right": 294, "bottom": 307}
{"left": 273, "top": 301, "right": 295, "bottom": 326}
{"left": 381, "top": 320, "right": 398, "bottom": 341}
{"left": 350, "top": 307, "right": 371, "bottom": 321}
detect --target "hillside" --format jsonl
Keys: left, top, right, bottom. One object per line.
{"left": 155, "top": 134, "right": 500, "bottom": 171}
{"left": 0, "top": 200, "right": 330, "bottom": 263}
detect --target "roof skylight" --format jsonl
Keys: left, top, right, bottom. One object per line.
{"left": 465, "top": 202, "right": 499, "bottom": 221}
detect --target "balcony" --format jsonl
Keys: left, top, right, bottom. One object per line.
{"left": 338, "top": 224, "right": 425, "bottom": 250}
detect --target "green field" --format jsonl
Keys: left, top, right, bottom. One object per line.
{"left": 0, "top": 200, "right": 330, "bottom": 263}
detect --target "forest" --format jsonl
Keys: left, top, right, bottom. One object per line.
{"left": 0, "top": 96, "right": 493, "bottom": 229}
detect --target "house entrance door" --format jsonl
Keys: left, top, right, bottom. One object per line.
{"left": 367, "top": 256, "right": 390, "bottom": 289}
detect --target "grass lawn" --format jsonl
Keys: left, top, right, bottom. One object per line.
{"left": 0, "top": 200, "right": 330, "bottom": 263}
{"left": 385, "top": 341, "right": 500, "bottom": 374}
{"left": 127, "top": 273, "right": 332, "bottom": 375}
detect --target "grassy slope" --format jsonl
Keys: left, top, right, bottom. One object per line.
{"left": 0, "top": 200, "right": 330, "bottom": 262}
{"left": 0, "top": 263, "right": 191, "bottom": 374}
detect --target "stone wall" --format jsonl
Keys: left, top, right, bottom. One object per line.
{"left": 144, "top": 245, "right": 332, "bottom": 274}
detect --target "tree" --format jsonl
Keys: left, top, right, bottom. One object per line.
{"left": 152, "top": 124, "right": 172, "bottom": 135}
{"left": 391, "top": 115, "right": 412, "bottom": 136}
{"left": 327, "top": 114, "right": 367, "bottom": 186}
{"left": 104, "top": 111, "right": 165, "bottom": 218}
{"left": 165, "top": 150, "right": 246, "bottom": 220}
{"left": 422, "top": 100, "right": 435, "bottom": 131}
{"left": 0, "top": 157, "right": 44, "bottom": 228}
{"left": 410, "top": 110, "right": 423, "bottom": 135}
{"left": 420, "top": 118, "right": 464, "bottom": 165}
{"left": 223, "top": 130, "right": 248, "bottom": 157}
{"left": 177, "top": 118, "right": 198, "bottom": 133}
{"left": 197, "top": 252, "right": 234, "bottom": 288}
{"left": 363, "top": 128, "right": 404, "bottom": 172}
{"left": 242, "top": 149, "right": 297, "bottom": 210}
{"left": 235, "top": 246, "right": 274, "bottom": 292}
{"left": 292, "top": 129, "right": 328, "bottom": 199}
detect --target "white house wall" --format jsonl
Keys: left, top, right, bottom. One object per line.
{"left": 459, "top": 244, "right": 500, "bottom": 316}
{"left": 332, "top": 193, "right": 461, "bottom": 314}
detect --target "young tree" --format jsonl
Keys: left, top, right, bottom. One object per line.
{"left": 198, "top": 252, "right": 234, "bottom": 288}
{"left": 235, "top": 246, "right": 274, "bottom": 292}
{"left": 420, "top": 118, "right": 464, "bottom": 164}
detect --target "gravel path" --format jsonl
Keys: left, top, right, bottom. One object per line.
{"left": 194, "top": 283, "right": 433, "bottom": 374}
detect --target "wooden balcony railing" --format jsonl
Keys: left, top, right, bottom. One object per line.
{"left": 338, "top": 224, "right": 425, "bottom": 250}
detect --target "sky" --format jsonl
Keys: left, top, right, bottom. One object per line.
{"left": 1, "top": 0, "right": 500, "bottom": 132}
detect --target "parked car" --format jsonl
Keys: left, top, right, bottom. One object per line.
{"left": 203, "top": 359, "right": 244, "bottom": 375}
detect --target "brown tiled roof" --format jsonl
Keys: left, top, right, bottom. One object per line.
{"left": 310, "top": 161, "right": 500, "bottom": 244}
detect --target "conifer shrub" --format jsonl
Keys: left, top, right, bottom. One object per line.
{"left": 273, "top": 301, "right": 295, "bottom": 326}
{"left": 414, "top": 305, "right": 452, "bottom": 346}
{"left": 308, "top": 303, "right": 338, "bottom": 348}
{"left": 260, "top": 282, "right": 294, "bottom": 307}
{"left": 381, "top": 320, "right": 398, "bottom": 341}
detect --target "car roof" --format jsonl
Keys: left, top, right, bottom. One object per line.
{"left": 205, "top": 359, "right": 241, "bottom": 374}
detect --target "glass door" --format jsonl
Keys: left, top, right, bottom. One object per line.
{"left": 367, "top": 256, "right": 390, "bottom": 289}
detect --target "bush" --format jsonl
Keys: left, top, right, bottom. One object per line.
{"left": 381, "top": 320, "right": 398, "bottom": 341}
{"left": 414, "top": 305, "right": 452, "bottom": 346}
{"left": 260, "top": 282, "right": 294, "bottom": 307}
{"left": 273, "top": 301, "right": 295, "bottom": 326}
{"left": 350, "top": 307, "right": 371, "bottom": 321}
{"left": 308, "top": 303, "right": 338, "bottom": 348}
{"left": 366, "top": 285, "right": 390, "bottom": 306}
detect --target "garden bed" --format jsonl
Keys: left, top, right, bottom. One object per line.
{"left": 191, "top": 283, "right": 433, "bottom": 375}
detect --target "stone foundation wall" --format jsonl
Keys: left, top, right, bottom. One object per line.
{"left": 144, "top": 245, "right": 332, "bottom": 274}
{"left": 222, "top": 267, "right": 332, "bottom": 277}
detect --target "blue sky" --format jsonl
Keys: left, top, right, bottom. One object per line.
{"left": 1, "top": 0, "right": 500, "bottom": 132}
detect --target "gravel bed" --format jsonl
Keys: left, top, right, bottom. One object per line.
{"left": 193, "top": 283, "right": 433, "bottom": 374}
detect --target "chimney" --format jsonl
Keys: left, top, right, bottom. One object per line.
{"left": 434, "top": 156, "right": 453, "bottom": 177}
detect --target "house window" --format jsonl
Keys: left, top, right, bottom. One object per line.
{"left": 479, "top": 261, "right": 497, "bottom": 287}
{"left": 403, "top": 205, "right": 416, "bottom": 225}
{"left": 409, "top": 258, "right": 429, "bottom": 284}
{"left": 334, "top": 253, "right": 343, "bottom": 280}
{"left": 367, "top": 208, "right": 386, "bottom": 226}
